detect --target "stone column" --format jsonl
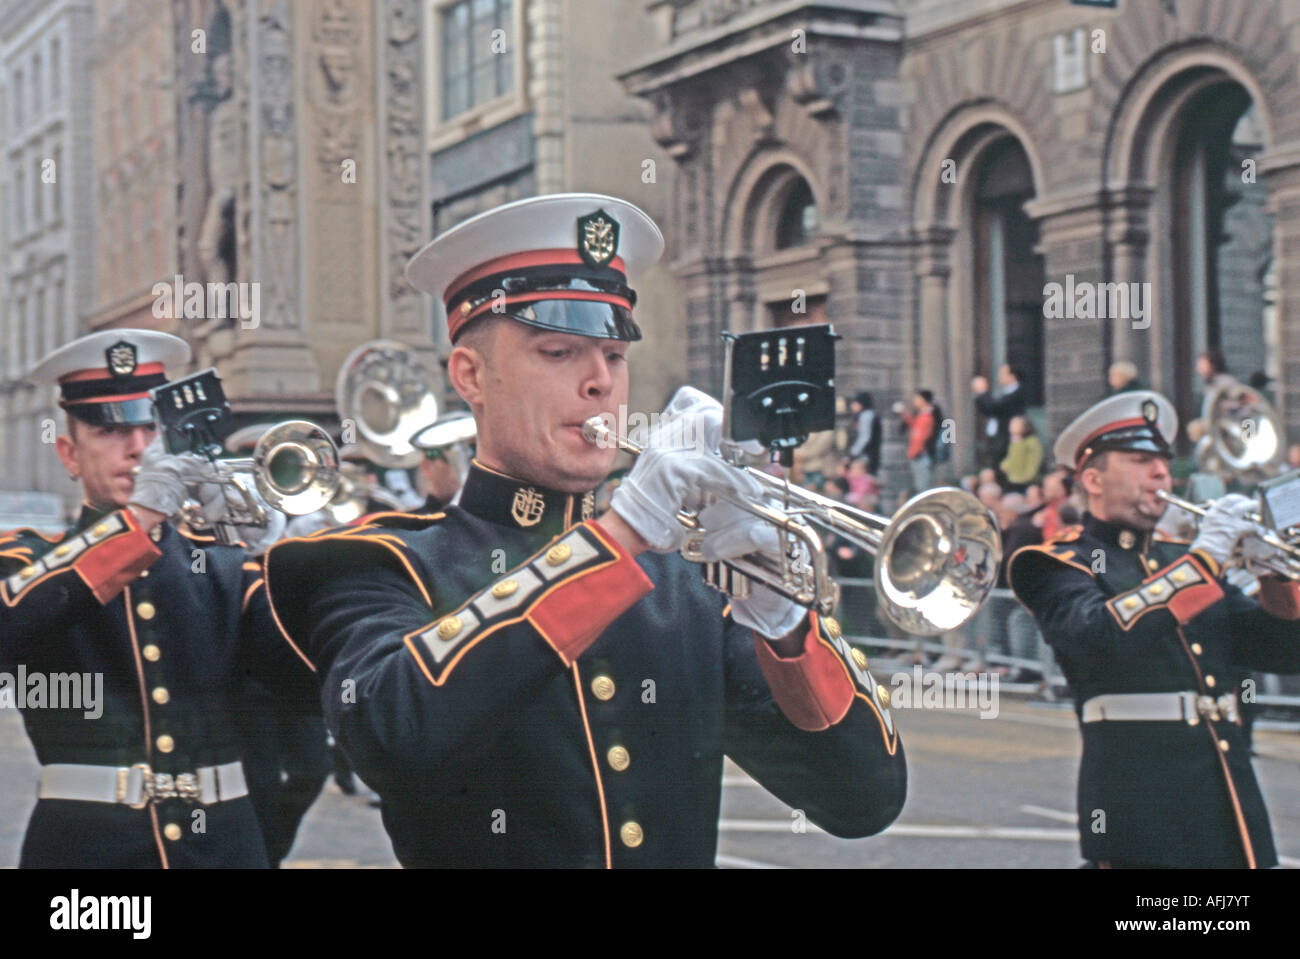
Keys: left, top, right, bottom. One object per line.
{"left": 1104, "top": 186, "right": 1155, "bottom": 376}
{"left": 1024, "top": 189, "right": 1111, "bottom": 440}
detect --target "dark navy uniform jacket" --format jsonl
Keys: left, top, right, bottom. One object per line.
{"left": 265, "top": 464, "right": 907, "bottom": 867}
{"left": 0, "top": 505, "right": 319, "bottom": 868}
{"left": 1009, "top": 513, "right": 1300, "bottom": 868}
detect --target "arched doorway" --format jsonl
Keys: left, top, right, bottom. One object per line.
{"left": 969, "top": 137, "right": 1045, "bottom": 418}
{"left": 912, "top": 113, "right": 1046, "bottom": 474}
{"left": 1162, "top": 89, "right": 1273, "bottom": 435}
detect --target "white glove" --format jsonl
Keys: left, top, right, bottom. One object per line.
{"left": 1191, "top": 493, "right": 1258, "bottom": 568}
{"left": 129, "top": 437, "right": 226, "bottom": 519}
{"left": 610, "top": 387, "right": 767, "bottom": 552}
{"left": 729, "top": 582, "right": 809, "bottom": 640}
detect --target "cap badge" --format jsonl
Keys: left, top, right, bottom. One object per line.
{"left": 511, "top": 486, "right": 546, "bottom": 527}
{"left": 578, "top": 210, "right": 619, "bottom": 268}
{"left": 1141, "top": 399, "right": 1159, "bottom": 424}
{"left": 105, "top": 341, "right": 139, "bottom": 379}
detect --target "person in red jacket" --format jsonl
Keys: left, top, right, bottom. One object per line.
{"left": 894, "top": 389, "right": 937, "bottom": 493}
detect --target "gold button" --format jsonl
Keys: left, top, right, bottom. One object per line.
{"left": 1190, "top": 643, "right": 1203, "bottom": 655}
{"left": 1147, "top": 558, "right": 1160, "bottom": 570}
{"left": 1205, "top": 675, "right": 1216, "bottom": 689}
{"left": 152, "top": 687, "right": 170, "bottom": 705}
{"left": 607, "top": 745, "right": 630, "bottom": 771}
{"left": 136, "top": 601, "right": 156, "bottom": 621}
{"left": 156, "top": 734, "right": 174, "bottom": 753}
{"left": 591, "top": 675, "right": 615, "bottom": 701}
{"left": 491, "top": 579, "right": 519, "bottom": 599}
{"left": 876, "top": 684, "right": 891, "bottom": 708}
{"left": 92, "top": 523, "right": 109, "bottom": 537}
{"left": 619, "top": 821, "right": 643, "bottom": 848}
{"left": 822, "top": 616, "right": 842, "bottom": 639}
{"left": 19, "top": 565, "right": 37, "bottom": 580}
{"left": 1148, "top": 584, "right": 1164, "bottom": 596}
{"left": 164, "top": 823, "right": 182, "bottom": 841}
{"left": 139, "top": 569, "right": 149, "bottom": 578}
{"left": 143, "top": 644, "right": 161, "bottom": 662}
{"left": 850, "top": 647, "right": 869, "bottom": 670}
{"left": 54, "top": 544, "right": 71, "bottom": 558}
{"left": 1172, "top": 570, "right": 1187, "bottom": 583}
{"left": 546, "top": 543, "right": 572, "bottom": 566}
{"left": 1219, "top": 739, "right": 1230, "bottom": 752}
{"left": 1123, "top": 597, "right": 1139, "bottom": 609}
{"left": 436, "top": 616, "right": 463, "bottom": 641}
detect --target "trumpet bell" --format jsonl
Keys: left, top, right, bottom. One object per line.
{"left": 874, "top": 488, "right": 1002, "bottom": 635}
{"left": 252, "top": 420, "right": 341, "bottom": 516}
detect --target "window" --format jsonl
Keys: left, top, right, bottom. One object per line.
{"left": 13, "top": 70, "right": 21, "bottom": 128}
{"left": 33, "top": 287, "right": 45, "bottom": 360}
{"left": 50, "top": 37, "right": 59, "bottom": 102}
{"left": 32, "top": 156, "right": 42, "bottom": 227}
{"left": 32, "top": 53, "right": 40, "bottom": 117}
{"left": 51, "top": 147, "right": 62, "bottom": 220}
{"left": 14, "top": 168, "right": 25, "bottom": 233}
{"left": 440, "top": 0, "right": 514, "bottom": 121}
{"left": 775, "top": 178, "right": 818, "bottom": 250}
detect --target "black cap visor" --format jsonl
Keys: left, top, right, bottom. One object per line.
{"left": 460, "top": 299, "right": 642, "bottom": 342}
{"left": 1079, "top": 425, "right": 1172, "bottom": 467}
{"left": 65, "top": 398, "right": 157, "bottom": 427}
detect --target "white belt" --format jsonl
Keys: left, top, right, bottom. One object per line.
{"left": 38, "top": 761, "right": 248, "bottom": 808}
{"left": 1081, "top": 692, "right": 1240, "bottom": 726}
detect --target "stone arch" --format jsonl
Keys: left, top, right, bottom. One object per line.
{"left": 722, "top": 147, "right": 826, "bottom": 260}
{"left": 1104, "top": 42, "right": 1276, "bottom": 189}
{"left": 911, "top": 100, "right": 1046, "bottom": 230}
{"left": 909, "top": 103, "right": 1046, "bottom": 472}
{"left": 1099, "top": 40, "right": 1288, "bottom": 429}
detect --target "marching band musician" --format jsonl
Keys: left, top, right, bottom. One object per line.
{"left": 0, "top": 330, "right": 318, "bottom": 867}
{"left": 1008, "top": 391, "right": 1300, "bottom": 868}
{"left": 263, "top": 194, "right": 906, "bottom": 867}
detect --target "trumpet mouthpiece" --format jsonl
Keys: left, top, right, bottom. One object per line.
{"left": 582, "top": 416, "right": 609, "bottom": 446}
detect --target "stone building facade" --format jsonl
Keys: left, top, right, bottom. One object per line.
{"left": 173, "top": 0, "right": 434, "bottom": 428}
{"left": 425, "top": 0, "right": 687, "bottom": 416}
{"left": 0, "top": 0, "right": 95, "bottom": 503}
{"left": 625, "top": 0, "right": 1300, "bottom": 480}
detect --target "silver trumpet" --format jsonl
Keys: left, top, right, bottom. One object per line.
{"left": 183, "top": 420, "right": 341, "bottom": 543}
{"left": 583, "top": 417, "right": 1003, "bottom": 635}
{"left": 1155, "top": 489, "right": 1300, "bottom": 579}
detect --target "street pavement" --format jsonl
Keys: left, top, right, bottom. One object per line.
{"left": 2, "top": 696, "right": 1296, "bottom": 868}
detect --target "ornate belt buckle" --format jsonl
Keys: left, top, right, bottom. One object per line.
{"left": 1217, "top": 693, "right": 1240, "bottom": 724}
{"left": 175, "top": 772, "right": 201, "bottom": 803}
{"left": 1196, "top": 694, "right": 1220, "bottom": 722}
{"left": 149, "top": 772, "right": 178, "bottom": 801}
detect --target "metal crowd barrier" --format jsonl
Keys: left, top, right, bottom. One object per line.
{"left": 833, "top": 578, "right": 1300, "bottom": 713}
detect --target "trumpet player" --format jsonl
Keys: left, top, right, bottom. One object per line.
{"left": 264, "top": 194, "right": 906, "bottom": 867}
{"left": 1008, "top": 390, "right": 1300, "bottom": 868}
{"left": 0, "top": 330, "right": 318, "bottom": 867}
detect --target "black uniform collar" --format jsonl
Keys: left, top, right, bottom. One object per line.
{"left": 1083, "top": 511, "right": 1151, "bottom": 553}
{"left": 75, "top": 502, "right": 117, "bottom": 533}
{"left": 459, "top": 460, "right": 596, "bottom": 538}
